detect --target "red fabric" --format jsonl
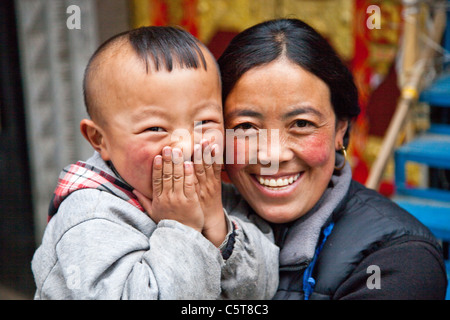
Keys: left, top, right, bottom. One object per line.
{"left": 49, "top": 162, "right": 144, "bottom": 221}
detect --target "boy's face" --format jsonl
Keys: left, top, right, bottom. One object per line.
{"left": 91, "top": 47, "right": 223, "bottom": 199}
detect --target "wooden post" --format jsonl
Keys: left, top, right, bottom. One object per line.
{"left": 400, "top": 0, "right": 419, "bottom": 87}
{"left": 365, "top": 1, "right": 447, "bottom": 190}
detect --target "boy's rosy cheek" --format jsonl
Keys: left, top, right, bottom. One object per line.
{"left": 125, "top": 145, "right": 160, "bottom": 183}
{"left": 128, "top": 143, "right": 159, "bottom": 164}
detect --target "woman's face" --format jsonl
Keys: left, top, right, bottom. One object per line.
{"left": 224, "top": 58, "right": 348, "bottom": 224}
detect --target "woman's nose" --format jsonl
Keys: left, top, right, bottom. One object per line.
{"left": 258, "top": 130, "right": 294, "bottom": 166}
{"left": 278, "top": 141, "right": 295, "bottom": 163}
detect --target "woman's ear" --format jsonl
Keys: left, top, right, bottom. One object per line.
{"left": 335, "top": 119, "right": 349, "bottom": 149}
{"left": 80, "top": 119, "right": 111, "bottom": 161}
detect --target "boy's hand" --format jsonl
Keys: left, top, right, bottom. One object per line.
{"left": 134, "top": 147, "right": 204, "bottom": 233}
{"left": 194, "top": 139, "right": 227, "bottom": 247}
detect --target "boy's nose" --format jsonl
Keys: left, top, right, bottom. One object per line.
{"left": 170, "top": 128, "right": 195, "bottom": 161}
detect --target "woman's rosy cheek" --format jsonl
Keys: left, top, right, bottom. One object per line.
{"left": 299, "top": 135, "right": 333, "bottom": 166}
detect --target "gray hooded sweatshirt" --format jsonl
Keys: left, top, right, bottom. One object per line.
{"left": 32, "top": 152, "right": 279, "bottom": 300}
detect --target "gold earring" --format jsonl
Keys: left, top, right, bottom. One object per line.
{"left": 334, "top": 144, "right": 347, "bottom": 171}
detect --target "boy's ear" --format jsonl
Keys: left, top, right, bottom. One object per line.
{"left": 80, "top": 119, "right": 111, "bottom": 161}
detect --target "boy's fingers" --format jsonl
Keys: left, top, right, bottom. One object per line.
{"left": 194, "top": 172, "right": 200, "bottom": 194}
{"left": 152, "top": 155, "right": 163, "bottom": 197}
{"left": 202, "top": 140, "right": 216, "bottom": 180}
{"left": 193, "top": 144, "right": 206, "bottom": 183}
{"left": 203, "top": 143, "right": 213, "bottom": 168}
{"left": 183, "top": 161, "right": 196, "bottom": 198}
{"left": 211, "top": 144, "right": 223, "bottom": 180}
{"left": 172, "top": 148, "right": 184, "bottom": 194}
{"left": 162, "top": 146, "right": 173, "bottom": 192}
{"left": 193, "top": 143, "right": 203, "bottom": 165}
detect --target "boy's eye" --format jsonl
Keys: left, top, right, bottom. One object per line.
{"left": 195, "top": 120, "right": 212, "bottom": 126}
{"left": 147, "top": 127, "right": 165, "bottom": 132}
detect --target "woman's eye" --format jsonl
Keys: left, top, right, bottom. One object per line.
{"left": 147, "top": 127, "right": 165, "bottom": 132}
{"left": 294, "top": 120, "right": 312, "bottom": 128}
{"left": 233, "top": 122, "right": 255, "bottom": 131}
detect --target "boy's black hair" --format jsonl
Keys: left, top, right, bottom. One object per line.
{"left": 218, "top": 19, "right": 360, "bottom": 147}
{"left": 83, "top": 26, "right": 207, "bottom": 118}
{"left": 128, "top": 26, "right": 207, "bottom": 73}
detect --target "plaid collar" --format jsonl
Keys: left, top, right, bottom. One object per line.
{"left": 48, "top": 161, "right": 144, "bottom": 220}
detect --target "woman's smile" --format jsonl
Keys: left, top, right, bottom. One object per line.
{"left": 256, "top": 172, "right": 301, "bottom": 187}
{"left": 252, "top": 172, "right": 303, "bottom": 195}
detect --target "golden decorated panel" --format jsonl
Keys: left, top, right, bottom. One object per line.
{"left": 131, "top": 0, "right": 355, "bottom": 60}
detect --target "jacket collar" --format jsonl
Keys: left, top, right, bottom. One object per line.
{"left": 275, "top": 153, "right": 352, "bottom": 267}
{"left": 48, "top": 152, "right": 144, "bottom": 220}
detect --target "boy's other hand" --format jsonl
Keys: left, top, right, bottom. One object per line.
{"left": 194, "top": 140, "right": 227, "bottom": 247}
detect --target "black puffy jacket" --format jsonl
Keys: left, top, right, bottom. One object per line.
{"left": 274, "top": 180, "right": 448, "bottom": 300}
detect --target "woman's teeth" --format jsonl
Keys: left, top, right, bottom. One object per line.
{"left": 257, "top": 173, "right": 300, "bottom": 188}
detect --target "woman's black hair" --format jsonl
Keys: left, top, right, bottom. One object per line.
{"left": 218, "top": 19, "right": 360, "bottom": 147}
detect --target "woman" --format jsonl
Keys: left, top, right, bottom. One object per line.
{"left": 218, "top": 18, "right": 447, "bottom": 299}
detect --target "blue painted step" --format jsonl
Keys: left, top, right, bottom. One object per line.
{"left": 420, "top": 73, "right": 450, "bottom": 107}
{"left": 395, "top": 133, "right": 450, "bottom": 168}
{"left": 395, "top": 133, "right": 450, "bottom": 202}
{"left": 393, "top": 195, "right": 450, "bottom": 241}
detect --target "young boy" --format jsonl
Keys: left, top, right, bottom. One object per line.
{"left": 31, "top": 26, "right": 279, "bottom": 299}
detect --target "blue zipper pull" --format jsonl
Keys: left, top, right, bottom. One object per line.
{"left": 304, "top": 277, "right": 316, "bottom": 300}
{"left": 303, "top": 222, "right": 334, "bottom": 300}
